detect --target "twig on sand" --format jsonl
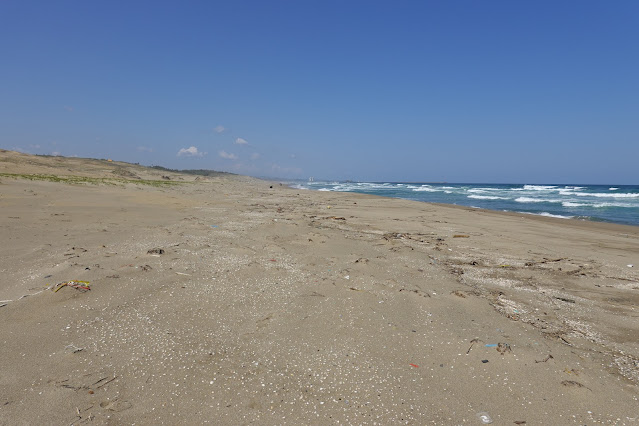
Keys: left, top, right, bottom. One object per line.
{"left": 467, "top": 338, "right": 482, "bottom": 354}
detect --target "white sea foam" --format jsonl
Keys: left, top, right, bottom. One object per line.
{"left": 515, "top": 197, "right": 561, "bottom": 203}
{"left": 592, "top": 202, "right": 636, "bottom": 208}
{"left": 563, "top": 201, "right": 636, "bottom": 208}
{"left": 468, "top": 195, "right": 509, "bottom": 200}
{"left": 520, "top": 211, "right": 573, "bottom": 219}
{"left": 537, "top": 212, "right": 573, "bottom": 219}
{"left": 572, "top": 192, "right": 639, "bottom": 198}
{"left": 609, "top": 187, "right": 619, "bottom": 191}
{"left": 412, "top": 186, "right": 440, "bottom": 192}
{"left": 468, "top": 188, "right": 503, "bottom": 193}
{"left": 523, "top": 185, "right": 558, "bottom": 191}
{"left": 318, "top": 188, "right": 332, "bottom": 191}
{"left": 289, "top": 184, "right": 305, "bottom": 190}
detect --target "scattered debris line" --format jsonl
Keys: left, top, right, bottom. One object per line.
{"left": 53, "top": 280, "right": 91, "bottom": 292}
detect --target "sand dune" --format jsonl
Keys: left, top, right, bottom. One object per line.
{"left": 1, "top": 150, "right": 638, "bottom": 424}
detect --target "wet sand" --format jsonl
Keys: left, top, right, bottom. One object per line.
{"left": 1, "top": 150, "right": 638, "bottom": 424}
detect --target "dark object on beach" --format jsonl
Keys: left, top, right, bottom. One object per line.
{"left": 554, "top": 296, "right": 575, "bottom": 303}
{"left": 466, "top": 338, "right": 482, "bottom": 354}
{"left": 141, "top": 265, "right": 152, "bottom": 271}
{"left": 481, "top": 359, "right": 489, "bottom": 363}
{"left": 514, "top": 421, "right": 527, "bottom": 425}
{"left": 147, "top": 248, "right": 165, "bottom": 255}
{"left": 535, "top": 354, "right": 554, "bottom": 363}
{"left": 453, "top": 234, "right": 470, "bottom": 238}
{"left": 162, "top": 175, "right": 171, "bottom": 180}
{"left": 497, "top": 342, "right": 512, "bottom": 354}
{"left": 561, "top": 380, "right": 590, "bottom": 390}
{"left": 269, "top": 185, "right": 273, "bottom": 188}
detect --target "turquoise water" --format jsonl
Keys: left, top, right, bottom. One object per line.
{"left": 291, "top": 182, "right": 639, "bottom": 227}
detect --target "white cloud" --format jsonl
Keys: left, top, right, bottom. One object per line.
{"left": 214, "top": 125, "right": 225, "bottom": 133}
{"left": 219, "top": 150, "right": 238, "bottom": 160}
{"left": 235, "top": 137, "right": 248, "bottom": 145}
{"left": 177, "top": 146, "right": 205, "bottom": 157}
{"left": 137, "top": 146, "right": 153, "bottom": 153}
{"left": 250, "top": 152, "right": 260, "bottom": 160}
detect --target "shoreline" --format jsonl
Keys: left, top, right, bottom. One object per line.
{"left": 290, "top": 180, "right": 639, "bottom": 228}
{"left": 1, "top": 151, "right": 638, "bottom": 424}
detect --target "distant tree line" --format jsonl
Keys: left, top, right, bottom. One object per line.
{"left": 150, "top": 165, "right": 235, "bottom": 177}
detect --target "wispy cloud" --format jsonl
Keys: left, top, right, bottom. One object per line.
{"left": 177, "top": 146, "right": 206, "bottom": 157}
{"left": 137, "top": 146, "right": 153, "bottom": 153}
{"left": 235, "top": 137, "right": 248, "bottom": 145}
{"left": 219, "top": 150, "right": 238, "bottom": 160}
{"left": 214, "top": 125, "right": 225, "bottom": 134}
{"left": 250, "top": 152, "right": 260, "bottom": 160}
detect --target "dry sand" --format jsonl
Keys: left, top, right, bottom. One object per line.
{"left": 1, "top": 150, "right": 638, "bottom": 425}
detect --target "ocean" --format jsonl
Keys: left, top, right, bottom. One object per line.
{"left": 290, "top": 182, "right": 639, "bottom": 227}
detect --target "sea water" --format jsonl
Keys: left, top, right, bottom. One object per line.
{"left": 290, "top": 182, "right": 639, "bottom": 227}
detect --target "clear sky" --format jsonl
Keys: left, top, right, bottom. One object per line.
{"left": 1, "top": 1, "right": 638, "bottom": 183}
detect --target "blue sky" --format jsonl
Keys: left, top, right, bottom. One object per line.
{"left": 1, "top": 1, "right": 637, "bottom": 183}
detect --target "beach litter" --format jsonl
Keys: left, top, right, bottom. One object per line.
{"left": 535, "top": 354, "right": 554, "bottom": 363}
{"left": 147, "top": 248, "right": 165, "bottom": 254}
{"left": 497, "top": 342, "right": 512, "bottom": 354}
{"left": 409, "top": 363, "right": 419, "bottom": 368}
{"left": 53, "top": 280, "right": 90, "bottom": 292}
{"left": 466, "top": 338, "right": 482, "bottom": 354}
{"left": 476, "top": 411, "right": 493, "bottom": 424}
{"left": 65, "top": 344, "right": 84, "bottom": 353}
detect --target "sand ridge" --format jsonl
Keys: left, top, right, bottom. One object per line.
{"left": 1, "top": 151, "right": 638, "bottom": 424}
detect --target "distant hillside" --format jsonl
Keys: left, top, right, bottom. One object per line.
{"left": 150, "top": 166, "right": 235, "bottom": 177}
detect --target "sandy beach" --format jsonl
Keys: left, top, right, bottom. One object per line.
{"left": 1, "top": 150, "right": 638, "bottom": 425}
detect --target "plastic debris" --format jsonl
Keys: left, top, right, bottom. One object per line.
{"left": 409, "top": 363, "right": 419, "bottom": 368}
{"left": 476, "top": 411, "right": 493, "bottom": 423}
{"left": 485, "top": 344, "right": 497, "bottom": 347}
{"left": 53, "top": 280, "right": 90, "bottom": 292}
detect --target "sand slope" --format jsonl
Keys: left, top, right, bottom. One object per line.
{"left": 1, "top": 151, "right": 638, "bottom": 424}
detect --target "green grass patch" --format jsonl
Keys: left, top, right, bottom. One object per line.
{"left": 0, "top": 173, "right": 185, "bottom": 187}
